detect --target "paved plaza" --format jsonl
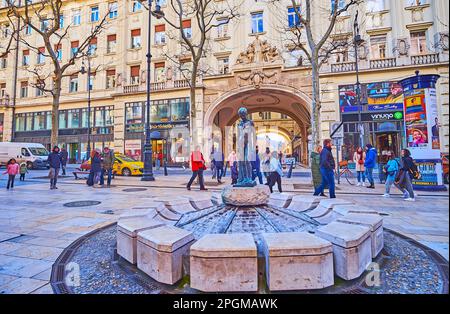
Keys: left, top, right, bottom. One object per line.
{"left": 0, "top": 167, "right": 448, "bottom": 294}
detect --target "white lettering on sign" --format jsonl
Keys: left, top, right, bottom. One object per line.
{"left": 371, "top": 113, "right": 394, "bottom": 120}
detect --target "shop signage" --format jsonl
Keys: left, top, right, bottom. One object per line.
{"left": 342, "top": 111, "right": 404, "bottom": 122}
{"left": 126, "top": 122, "right": 189, "bottom": 133}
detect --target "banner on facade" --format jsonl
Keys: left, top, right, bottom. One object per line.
{"left": 124, "top": 139, "right": 142, "bottom": 161}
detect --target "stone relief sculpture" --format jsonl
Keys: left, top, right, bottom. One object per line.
{"left": 393, "top": 38, "right": 410, "bottom": 57}
{"left": 235, "top": 36, "right": 282, "bottom": 65}
{"left": 237, "top": 69, "right": 278, "bottom": 89}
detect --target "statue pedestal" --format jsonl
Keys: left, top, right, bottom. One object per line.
{"left": 221, "top": 185, "right": 271, "bottom": 206}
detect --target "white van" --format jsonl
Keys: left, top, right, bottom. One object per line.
{"left": 0, "top": 142, "right": 49, "bottom": 169}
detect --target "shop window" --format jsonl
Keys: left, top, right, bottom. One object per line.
{"left": 151, "top": 100, "right": 170, "bottom": 123}
{"left": 59, "top": 110, "right": 67, "bottom": 129}
{"left": 170, "top": 98, "right": 189, "bottom": 121}
{"left": 15, "top": 114, "right": 26, "bottom": 131}
{"left": 67, "top": 109, "right": 80, "bottom": 128}
{"left": 25, "top": 113, "right": 33, "bottom": 131}
{"left": 46, "top": 112, "right": 52, "bottom": 129}
{"left": 33, "top": 112, "right": 46, "bottom": 130}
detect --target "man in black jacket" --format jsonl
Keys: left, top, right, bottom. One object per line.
{"left": 313, "top": 139, "right": 336, "bottom": 198}
{"left": 47, "top": 146, "right": 63, "bottom": 190}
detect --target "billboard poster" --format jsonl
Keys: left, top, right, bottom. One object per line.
{"left": 412, "top": 159, "right": 443, "bottom": 188}
{"left": 404, "top": 89, "right": 428, "bottom": 149}
{"left": 124, "top": 139, "right": 142, "bottom": 161}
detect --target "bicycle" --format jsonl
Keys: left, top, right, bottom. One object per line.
{"left": 335, "top": 160, "right": 356, "bottom": 185}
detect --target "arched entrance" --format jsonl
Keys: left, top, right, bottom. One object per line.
{"left": 203, "top": 85, "right": 312, "bottom": 164}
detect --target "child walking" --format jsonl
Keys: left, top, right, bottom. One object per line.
{"left": 19, "top": 162, "right": 28, "bottom": 181}
{"left": 3, "top": 158, "right": 20, "bottom": 190}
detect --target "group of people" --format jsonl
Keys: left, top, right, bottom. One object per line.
{"left": 312, "top": 139, "right": 418, "bottom": 201}
{"left": 86, "top": 147, "right": 115, "bottom": 188}
{"left": 186, "top": 146, "right": 284, "bottom": 193}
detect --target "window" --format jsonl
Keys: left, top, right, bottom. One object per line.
{"left": 405, "top": 0, "right": 424, "bottom": 6}
{"left": 91, "top": 6, "right": 99, "bottom": 22}
{"left": 155, "top": 24, "right": 166, "bottom": 44}
{"left": 25, "top": 24, "right": 32, "bottom": 35}
{"left": 0, "top": 57, "right": 6, "bottom": 69}
{"left": 106, "top": 69, "right": 116, "bottom": 89}
{"left": 130, "top": 65, "right": 140, "bottom": 84}
{"left": 20, "top": 81, "right": 28, "bottom": 98}
{"left": 288, "top": 7, "right": 301, "bottom": 27}
{"left": 216, "top": 19, "right": 229, "bottom": 38}
{"left": 131, "top": 29, "right": 141, "bottom": 48}
{"left": 67, "top": 109, "right": 80, "bottom": 128}
{"left": 125, "top": 102, "right": 143, "bottom": 128}
{"left": 59, "top": 15, "right": 64, "bottom": 29}
{"left": 0, "top": 83, "right": 6, "bottom": 96}
{"left": 170, "top": 98, "right": 189, "bottom": 121}
{"left": 281, "top": 114, "right": 289, "bottom": 119}
{"left": 251, "top": 12, "right": 264, "bottom": 34}
{"left": 366, "top": 0, "right": 385, "bottom": 12}
{"left": 34, "top": 112, "right": 46, "bottom": 130}
{"left": 410, "top": 31, "right": 427, "bottom": 55}
{"left": 331, "top": 0, "right": 346, "bottom": 14}
{"left": 218, "top": 57, "right": 229, "bottom": 74}
{"left": 69, "top": 74, "right": 78, "bottom": 92}
{"left": 15, "top": 114, "right": 26, "bottom": 132}
{"left": 107, "top": 34, "right": 117, "bottom": 53}
{"left": 370, "top": 35, "right": 387, "bottom": 59}
{"left": 88, "top": 37, "right": 97, "bottom": 55}
{"left": 88, "top": 72, "right": 95, "bottom": 91}
{"left": 25, "top": 113, "right": 33, "bottom": 131}
{"left": 36, "top": 80, "right": 44, "bottom": 96}
{"left": 156, "top": 0, "right": 166, "bottom": 6}
{"left": 182, "top": 20, "right": 192, "bottom": 39}
{"left": 59, "top": 111, "right": 67, "bottom": 129}
{"left": 109, "top": 2, "right": 118, "bottom": 19}
{"left": 151, "top": 99, "right": 170, "bottom": 123}
{"left": 54, "top": 44, "right": 62, "bottom": 61}
{"left": 94, "top": 106, "right": 114, "bottom": 127}
{"left": 46, "top": 112, "right": 52, "bottom": 129}
{"left": 73, "top": 10, "right": 81, "bottom": 25}
{"left": 37, "top": 47, "right": 45, "bottom": 64}
{"left": 40, "top": 18, "right": 49, "bottom": 31}
{"left": 260, "top": 112, "right": 271, "bottom": 120}
{"left": 154, "top": 62, "right": 165, "bottom": 82}
{"left": 22, "top": 50, "right": 30, "bottom": 66}
{"left": 71, "top": 40, "right": 79, "bottom": 57}
{"left": 81, "top": 108, "right": 93, "bottom": 128}
{"left": 132, "top": 1, "right": 142, "bottom": 12}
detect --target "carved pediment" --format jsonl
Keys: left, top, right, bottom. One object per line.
{"left": 235, "top": 36, "right": 283, "bottom": 65}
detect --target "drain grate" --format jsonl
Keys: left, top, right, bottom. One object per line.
{"left": 63, "top": 201, "right": 101, "bottom": 207}
{"left": 122, "top": 188, "right": 148, "bottom": 192}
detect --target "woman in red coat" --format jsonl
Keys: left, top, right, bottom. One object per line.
{"left": 187, "top": 146, "right": 208, "bottom": 191}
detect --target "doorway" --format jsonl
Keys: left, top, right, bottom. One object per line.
{"left": 376, "top": 132, "right": 400, "bottom": 163}
{"left": 67, "top": 143, "right": 79, "bottom": 163}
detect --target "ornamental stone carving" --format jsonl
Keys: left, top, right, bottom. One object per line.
{"left": 236, "top": 69, "right": 278, "bottom": 89}
{"left": 235, "top": 36, "right": 282, "bottom": 65}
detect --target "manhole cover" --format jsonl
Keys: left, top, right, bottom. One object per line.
{"left": 122, "top": 188, "right": 148, "bottom": 192}
{"left": 63, "top": 201, "right": 101, "bottom": 207}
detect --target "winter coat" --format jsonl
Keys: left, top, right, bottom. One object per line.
{"left": 102, "top": 151, "right": 115, "bottom": 170}
{"left": 60, "top": 150, "right": 68, "bottom": 165}
{"left": 353, "top": 151, "right": 366, "bottom": 172}
{"left": 190, "top": 151, "right": 206, "bottom": 172}
{"left": 19, "top": 163, "right": 28, "bottom": 174}
{"left": 3, "top": 163, "right": 19, "bottom": 176}
{"left": 310, "top": 151, "right": 322, "bottom": 189}
{"left": 385, "top": 159, "right": 399, "bottom": 178}
{"left": 47, "top": 152, "right": 63, "bottom": 169}
{"left": 364, "top": 148, "right": 377, "bottom": 169}
{"left": 90, "top": 155, "right": 102, "bottom": 173}
{"left": 320, "top": 147, "right": 335, "bottom": 171}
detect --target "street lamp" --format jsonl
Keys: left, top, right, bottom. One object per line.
{"left": 81, "top": 57, "right": 92, "bottom": 160}
{"left": 353, "top": 10, "right": 365, "bottom": 148}
{"left": 140, "top": 0, "right": 164, "bottom": 181}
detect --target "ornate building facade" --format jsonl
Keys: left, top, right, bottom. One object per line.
{"left": 0, "top": 0, "right": 448, "bottom": 166}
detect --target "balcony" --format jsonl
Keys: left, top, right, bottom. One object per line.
{"left": 121, "top": 79, "right": 189, "bottom": 94}
{"left": 331, "top": 62, "right": 356, "bottom": 73}
{"left": 0, "top": 96, "right": 10, "bottom": 107}
{"left": 411, "top": 53, "right": 440, "bottom": 65}
{"left": 370, "top": 58, "right": 397, "bottom": 69}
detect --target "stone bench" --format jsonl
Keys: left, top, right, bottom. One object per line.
{"left": 268, "top": 193, "right": 294, "bottom": 208}
{"left": 137, "top": 225, "right": 194, "bottom": 285}
{"left": 315, "top": 221, "right": 372, "bottom": 280}
{"left": 337, "top": 213, "right": 384, "bottom": 258}
{"left": 261, "top": 232, "right": 334, "bottom": 291}
{"left": 117, "top": 217, "right": 164, "bottom": 264}
{"left": 190, "top": 233, "right": 258, "bottom": 292}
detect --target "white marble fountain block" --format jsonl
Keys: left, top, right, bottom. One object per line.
{"left": 286, "top": 195, "right": 320, "bottom": 212}
{"left": 117, "top": 217, "right": 164, "bottom": 264}
{"left": 332, "top": 204, "right": 379, "bottom": 216}
{"left": 261, "top": 232, "right": 334, "bottom": 291}
{"left": 137, "top": 225, "right": 194, "bottom": 285}
{"left": 337, "top": 213, "right": 384, "bottom": 258}
{"left": 190, "top": 233, "right": 258, "bottom": 292}
{"left": 222, "top": 185, "right": 270, "bottom": 206}
{"left": 268, "top": 193, "right": 294, "bottom": 208}
{"left": 315, "top": 222, "right": 372, "bottom": 280}
{"left": 181, "top": 195, "right": 214, "bottom": 210}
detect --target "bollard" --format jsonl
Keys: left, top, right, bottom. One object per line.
{"left": 287, "top": 161, "right": 294, "bottom": 179}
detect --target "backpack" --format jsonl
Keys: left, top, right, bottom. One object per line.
{"left": 409, "top": 162, "right": 421, "bottom": 180}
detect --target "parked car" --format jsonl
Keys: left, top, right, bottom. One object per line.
{"left": 0, "top": 142, "right": 49, "bottom": 169}
{"left": 81, "top": 153, "right": 143, "bottom": 176}
{"left": 442, "top": 153, "right": 449, "bottom": 184}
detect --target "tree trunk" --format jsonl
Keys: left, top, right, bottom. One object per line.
{"left": 310, "top": 60, "right": 321, "bottom": 148}
{"left": 189, "top": 62, "right": 198, "bottom": 152}
{"left": 50, "top": 80, "right": 61, "bottom": 148}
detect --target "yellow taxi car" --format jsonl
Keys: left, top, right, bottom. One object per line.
{"left": 80, "top": 153, "right": 144, "bottom": 176}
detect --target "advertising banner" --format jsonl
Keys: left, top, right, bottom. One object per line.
{"left": 399, "top": 73, "right": 445, "bottom": 191}
{"left": 124, "top": 139, "right": 142, "bottom": 161}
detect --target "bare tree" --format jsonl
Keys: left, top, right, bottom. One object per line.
{"left": 279, "top": 0, "right": 359, "bottom": 147}
{"left": 6, "top": 0, "right": 110, "bottom": 147}
{"left": 162, "top": 0, "right": 240, "bottom": 143}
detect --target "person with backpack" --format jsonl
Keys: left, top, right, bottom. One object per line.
{"left": 19, "top": 162, "right": 28, "bottom": 181}
{"left": 3, "top": 158, "right": 19, "bottom": 190}
{"left": 364, "top": 143, "right": 378, "bottom": 189}
{"left": 383, "top": 151, "right": 400, "bottom": 197}
{"left": 47, "top": 146, "right": 63, "bottom": 190}
{"left": 395, "top": 148, "right": 418, "bottom": 201}
{"left": 353, "top": 147, "right": 366, "bottom": 187}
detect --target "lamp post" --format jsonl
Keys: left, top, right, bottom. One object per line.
{"left": 353, "top": 10, "right": 365, "bottom": 148}
{"left": 141, "top": 0, "right": 164, "bottom": 181}
{"left": 81, "top": 56, "right": 92, "bottom": 160}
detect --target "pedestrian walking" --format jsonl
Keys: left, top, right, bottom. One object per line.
{"left": 310, "top": 145, "right": 323, "bottom": 190}
{"left": 47, "top": 146, "right": 63, "bottom": 190}
{"left": 87, "top": 150, "right": 102, "bottom": 187}
{"left": 19, "top": 162, "right": 28, "bottom": 181}
{"left": 364, "top": 143, "right": 377, "bottom": 189}
{"left": 383, "top": 151, "right": 400, "bottom": 197}
{"left": 251, "top": 146, "right": 263, "bottom": 184}
{"left": 155, "top": 151, "right": 161, "bottom": 170}
{"left": 228, "top": 150, "right": 238, "bottom": 185}
{"left": 353, "top": 147, "right": 366, "bottom": 186}
{"left": 395, "top": 149, "right": 418, "bottom": 201}
{"left": 267, "top": 151, "right": 283, "bottom": 193}
{"left": 100, "top": 147, "right": 115, "bottom": 187}
{"left": 313, "top": 139, "right": 336, "bottom": 199}
{"left": 3, "top": 158, "right": 19, "bottom": 189}
{"left": 261, "top": 147, "right": 272, "bottom": 184}
{"left": 60, "top": 147, "right": 68, "bottom": 175}
{"left": 213, "top": 150, "right": 224, "bottom": 184}
{"left": 210, "top": 149, "right": 217, "bottom": 180}
{"left": 187, "top": 146, "right": 208, "bottom": 191}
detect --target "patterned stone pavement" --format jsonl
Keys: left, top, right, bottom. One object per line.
{"left": 0, "top": 170, "right": 448, "bottom": 294}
